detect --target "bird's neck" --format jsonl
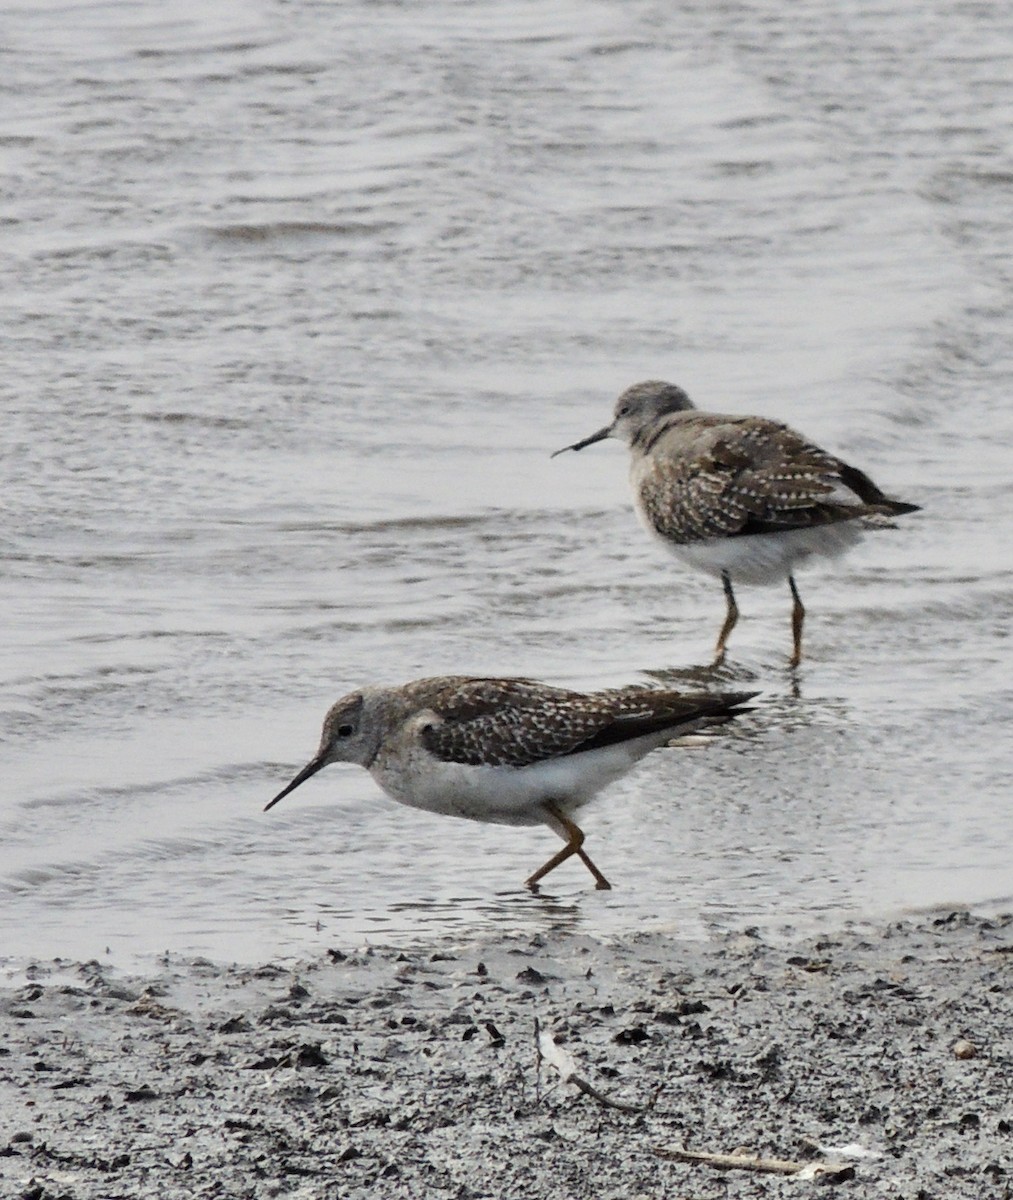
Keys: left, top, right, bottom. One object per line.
{"left": 631, "top": 412, "right": 694, "bottom": 455}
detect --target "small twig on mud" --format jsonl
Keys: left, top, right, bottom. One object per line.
{"left": 654, "top": 1146, "right": 806, "bottom": 1174}
{"left": 653, "top": 1145, "right": 855, "bottom": 1181}
{"left": 535, "top": 1019, "right": 657, "bottom": 1114}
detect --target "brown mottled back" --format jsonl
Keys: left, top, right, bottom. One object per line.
{"left": 634, "top": 411, "right": 916, "bottom": 543}
{"left": 413, "top": 676, "right": 752, "bottom": 767}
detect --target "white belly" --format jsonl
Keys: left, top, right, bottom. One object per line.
{"left": 645, "top": 521, "right": 864, "bottom": 586}
{"left": 371, "top": 734, "right": 671, "bottom": 828}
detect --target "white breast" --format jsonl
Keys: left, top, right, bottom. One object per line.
{"left": 640, "top": 518, "right": 864, "bottom": 586}
{"left": 370, "top": 729, "right": 675, "bottom": 828}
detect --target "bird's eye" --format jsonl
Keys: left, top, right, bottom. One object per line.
{"left": 337, "top": 724, "right": 354, "bottom": 738}
{"left": 617, "top": 405, "right": 630, "bottom": 417}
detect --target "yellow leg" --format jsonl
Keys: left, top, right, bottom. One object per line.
{"left": 714, "top": 571, "right": 739, "bottom": 664}
{"left": 789, "top": 575, "right": 805, "bottom": 668}
{"left": 525, "top": 802, "right": 612, "bottom": 891}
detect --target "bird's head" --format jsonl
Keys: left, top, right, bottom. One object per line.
{"left": 264, "top": 690, "right": 382, "bottom": 811}
{"left": 552, "top": 380, "right": 694, "bottom": 455}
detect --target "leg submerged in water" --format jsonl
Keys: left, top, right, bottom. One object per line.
{"left": 714, "top": 570, "right": 740, "bottom": 664}
{"left": 525, "top": 801, "right": 612, "bottom": 891}
{"left": 789, "top": 575, "right": 805, "bottom": 668}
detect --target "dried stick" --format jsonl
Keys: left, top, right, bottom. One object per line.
{"left": 653, "top": 1145, "right": 854, "bottom": 1181}
{"left": 535, "top": 1020, "right": 655, "bottom": 1114}
{"left": 653, "top": 1146, "right": 806, "bottom": 1174}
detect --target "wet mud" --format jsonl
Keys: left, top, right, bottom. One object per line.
{"left": 2, "top": 911, "right": 1010, "bottom": 1199}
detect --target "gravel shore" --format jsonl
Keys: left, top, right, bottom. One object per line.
{"left": 2, "top": 911, "right": 1010, "bottom": 1199}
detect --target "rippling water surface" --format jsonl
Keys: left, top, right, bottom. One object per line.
{"left": 2, "top": 0, "right": 1011, "bottom": 968}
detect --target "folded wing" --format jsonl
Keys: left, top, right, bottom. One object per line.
{"left": 420, "top": 678, "right": 754, "bottom": 768}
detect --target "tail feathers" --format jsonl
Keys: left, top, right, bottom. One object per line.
{"left": 698, "top": 690, "right": 758, "bottom": 720}
{"left": 878, "top": 498, "right": 921, "bottom": 516}
{"left": 678, "top": 698, "right": 757, "bottom": 737}
{"left": 665, "top": 716, "right": 740, "bottom": 748}
{"left": 573, "top": 690, "right": 757, "bottom": 756}
{"left": 838, "top": 462, "right": 920, "bottom": 517}
{"left": 859, "top": 499, "right": 921, "bottom": 530}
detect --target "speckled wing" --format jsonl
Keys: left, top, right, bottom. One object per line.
{"left": 418, "top": 678, "right": 617, "bottom": 767}
{"left": 419, "top": 678, "right": 753, "bottom": 768}
{"left": 636, "top": 415, "right": 871, "bottom": 542}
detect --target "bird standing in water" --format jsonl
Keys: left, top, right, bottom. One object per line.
{"left": 266, "top": 675, "right": 754, "bottom": 891}
{"left": 555, "top": 380, "right": 920, "bottom": 667}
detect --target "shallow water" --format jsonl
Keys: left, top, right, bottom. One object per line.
{"left": 2, "top": 0, "right": 1011, "bottom": 969}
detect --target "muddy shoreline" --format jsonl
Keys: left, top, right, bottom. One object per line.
{"left": 2, "top": 911, "right": 1010, "bottom": 1199}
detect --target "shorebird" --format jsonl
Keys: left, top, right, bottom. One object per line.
{"left": 265, "top": 676, "right": 754, "bottom": 891}
{"left": 554, "top": 380, "right": 920, "bottom": 667}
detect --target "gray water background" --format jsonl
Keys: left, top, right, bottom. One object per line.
{"left": 2, "top": 0, "right": 1011, "bottom": 969}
